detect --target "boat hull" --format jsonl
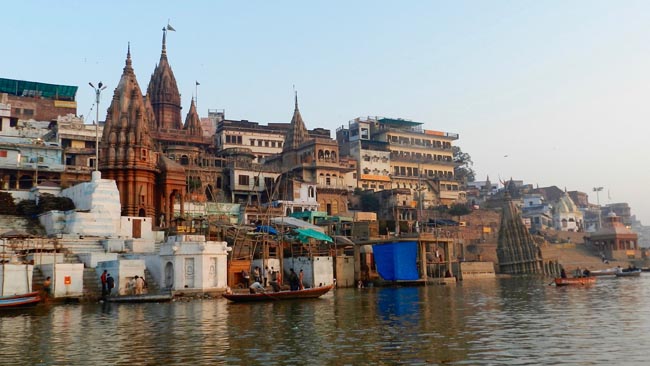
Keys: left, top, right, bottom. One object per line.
{"left": 0, "top": 295, "right": 41, "bottom": 309}
{"left": 223, "top": 285, "right": 333, "bottom": 303}
{"left": 554, "top": 277, "right": 596, "bottom": 286}
{"left": 615, "top": 270, "right": 642, "bottom": 277}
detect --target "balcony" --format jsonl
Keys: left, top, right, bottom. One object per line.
{"left": 390, "top": 154, "right": 456, "bottom": 166}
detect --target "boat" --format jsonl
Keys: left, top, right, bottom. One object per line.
{"left": 615, "top": 269, "right": 642, "bottom": 277}
{"left": 223, "top": 285, "right": 333, "bottom": 303}
{"left": 554, "top": 277, "right": 597, "bottom": 286}
{"left": 0, "top": 292, "right": 41, "bottom": 309}
{"left": 590, "top": 268, "right": 618, "bottom": 276}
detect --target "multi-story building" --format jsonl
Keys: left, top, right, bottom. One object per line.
{"left": 265, "top": 96, "right": 354, "bottom": 216}
{"left": 215, "top": 119, "right": 288, "bottom": 163}
{"left": 0, "top": 78, "right": 77, "bottom": 122}
{"left": 337, "top": 116, "right": 462, "bottom": 212}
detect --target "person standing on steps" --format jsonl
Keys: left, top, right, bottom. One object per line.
{"left": 106, "top": 274, "right": 115, "bottom": 296}
{"left": 100, "top": 270, "right": 108, "bottom": 298}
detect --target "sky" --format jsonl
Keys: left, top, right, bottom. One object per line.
{"left": 4, "top": 1, "right": 650, "bottom": 224}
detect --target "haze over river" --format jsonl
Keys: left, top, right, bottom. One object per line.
{"left": 2, "top": 276, "right": 648, "bottom": 365}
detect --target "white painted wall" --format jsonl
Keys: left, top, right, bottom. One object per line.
{"left": 0, "top": 264, "right": 34, "bottom": 296}
{"left": 97, "top": 259, "right": 146, "bottom": 296}
{"left": 40, "top": 263, "right": 84, "bottom": 298}
{"left": 61, "top": 171, "right": 121, "bottom": 237}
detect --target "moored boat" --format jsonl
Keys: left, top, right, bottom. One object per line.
{"left": 0, "top": 293, "right": 41, "bottom": 309}
{"left": 223, "top": 285, "right": 333, "bottom": 302}
{"left": 615, "top": 269, "right": 642, "bottom": 277}
{"left": 554, "top": 277, "right": 597, "bottom": 286}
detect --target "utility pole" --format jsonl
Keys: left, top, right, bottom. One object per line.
{"left": 89, "top": 82, "right": 107, "bottom": 171}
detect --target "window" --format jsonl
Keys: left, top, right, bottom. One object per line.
{"left": 360, "top": 128, "right": 369, "bottom": 139}
{"left": 239, "top": 175, "right": 250, "bottom": 186}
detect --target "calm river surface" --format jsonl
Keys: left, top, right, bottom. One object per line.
{"left": 2, "top": 275, "right": 649, "bottom": 365}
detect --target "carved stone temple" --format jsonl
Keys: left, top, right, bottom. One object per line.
{"left": 497, "top": 194, "right": 544, "bottom": 274}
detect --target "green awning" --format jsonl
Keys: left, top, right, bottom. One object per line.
{"left": 296, "top": 228, "right": 333, "bottom": 243}
{"left": 0, "top": 78, "right": 77, "bottom": 101}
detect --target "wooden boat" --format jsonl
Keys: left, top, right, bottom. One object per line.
{"left": 590, "top": 268, "right": 618, "bottom": 276}
{"left": 554, "top": 277, "right": 597, "bottom": 286}
{"left": 0, "top": 291, "right": 40, "bottom": 300}
{"left": 223, "top": 285, "right": 333, "bottom": 303}
{"left": 615, "top": 269, "right": 642, "bottom": 277}
{"left": 0, "top": 293, "right": 41, "bottom": 309}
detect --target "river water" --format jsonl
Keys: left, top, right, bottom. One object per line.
{"left": 1, "top": 275, "right": 648, "bottom": 365}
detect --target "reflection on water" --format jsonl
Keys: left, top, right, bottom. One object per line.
{"left": 2, "top": 276, "right": 650, "bottom": 365}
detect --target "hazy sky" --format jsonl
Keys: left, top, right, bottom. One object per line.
{"left": 4, "top": 1, "right": 650, "bottom": 223}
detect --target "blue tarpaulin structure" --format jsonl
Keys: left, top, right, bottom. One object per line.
{"left": 255, "top": 225, "right": 278, "bottom": 235}
{"left": 372, "top": 242, "right": 420, "bottom": 281}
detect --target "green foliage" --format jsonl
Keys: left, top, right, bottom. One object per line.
{"left": 448, "top": 203, "right": 471, "bottom": 218}
{"left": 38, "top": 193, "right": 75, "bottom": 213}
{"left": 453, "top": 146, "right": 475, "bottom": 183}
{"left": 359, "top": 191, "right": 380, "bottom": 212}
{"left": 0, "top": 192, "right": 18, "bottom": 215}
{"left": 15, "top": 194, "right": 75, "bottom": 217}
{"left": 16, "top": 199, "right": 39, "bottom": 217}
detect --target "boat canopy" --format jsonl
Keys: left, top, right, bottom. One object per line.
{"left": 270, "top": 217, "right": 324, "bottom": 232}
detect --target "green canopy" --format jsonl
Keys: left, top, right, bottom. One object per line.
{"left": 295, "top": 228, "right": 333, "bottom": 243}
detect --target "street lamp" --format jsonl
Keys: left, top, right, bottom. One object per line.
{"left": 89, "top": 82, "right": 107, "bottom": 171}
{"left": 593, "top": 186, "right": 603, "bottom": 230}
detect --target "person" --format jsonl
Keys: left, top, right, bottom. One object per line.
{"left": 269, "top": 270, "right": 280, "bottom": 292}
{"left": 249, "top": 281, "right": 265, "bottom": 294}
{"left": 42, "top": 276, "right": 52, "bottom": 298}
{"left": 583, "top": 268, "right": 591, "bottom": 277}
{"left": 560, "top": 268, "right": 567, "bottom": 279}
{"left": 241, "top": 269, "right": 250, "bottom": 287}
{"left": 128, "top": 277, "right": 137, "bottom": 295}
{"left": 106, "top": 274, "right": 115, "bottom": 296}
{"left": 289, "top": 268, "right": 299, "bottom": 291}
{"left": 253, "top": 266, "right": 261, "bottom": 283}
{"left": 100, "top": 270, "right": 108, "bottom": 297}
{"left": 298, "top": 269, "right": 305, "bottom": 290}
{"left": 135, "top": 275, "right": 144, "bottom": 295}
{"left": 575, "top": 266, "right": 582, "bottom": 278}
{"left": 141, "top": 275, "right": 148, "bottom": 293}
{"left": 263, "top": 266, "right": 269, "bottom": 287}
{"left": 276, "top": 269, "right": 282, "bottom": 287}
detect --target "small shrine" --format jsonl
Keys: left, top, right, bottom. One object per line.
{"left": 586, "top": 212, "right": 639, "bottom": 261}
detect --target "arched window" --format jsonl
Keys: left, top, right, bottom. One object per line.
{"left": 180, "top": 155, "right": 189, "bottom": 165}
{"left": 308, "top": 186, "right": 315, "bottom": 198}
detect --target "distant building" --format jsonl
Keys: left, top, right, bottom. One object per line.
{"left": 552, "top": 191, "right": 584, "bottom": 232}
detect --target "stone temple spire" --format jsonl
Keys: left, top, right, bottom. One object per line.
{"left": 183, "top": 98, "right": 203, "bottom": 137}
{"left": 496, "top": 194, "right": 544, "bottom": 275}
{"left": 100, "top": 45, "right": 158, "bottom": 217}
{"left": 282, "top": 91, "right": 310, "bottom": 153}
{"left": 147, "top": 27, "right": 182, "bottom": 131}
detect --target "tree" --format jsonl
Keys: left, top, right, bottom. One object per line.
{"left": 448, "top": 203, "right": 471, "bottom": 219}
{"left": 359, "top": 191, "right": 380, "bottom": 212}
{"left": 453, "top": 146, "right": 475, "bottom": 183}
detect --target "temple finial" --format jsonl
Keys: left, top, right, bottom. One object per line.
{"left": 161, "top": 27, "right": 167, "bottom": 57}
{"left": 294, "top": 86, "right": 298, "bottom": 110}
{"left": 125, "top": 42, "right": 132, "bottom": 67}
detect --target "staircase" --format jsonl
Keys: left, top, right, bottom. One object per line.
{"left": 82, "top": 268, "right": 102, "bottom": 300}
{"left": 144, "top": 268, "right": 168, "bottom": 295}
{"left": 0, "top": 215, "right": 46, "bottom": 236}
{"left": 541, "top": 243, "right": 624, "bottom": 271}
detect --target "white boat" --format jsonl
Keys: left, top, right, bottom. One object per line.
{"left": 615, "top": 269, "right": 641, "bottom": 277}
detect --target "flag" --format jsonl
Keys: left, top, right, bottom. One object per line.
{"left": 196, "top": 81, "right": 200, "bottom": 86}
{"left": 167, "top": 23, "right": 176, "bottom": 32}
